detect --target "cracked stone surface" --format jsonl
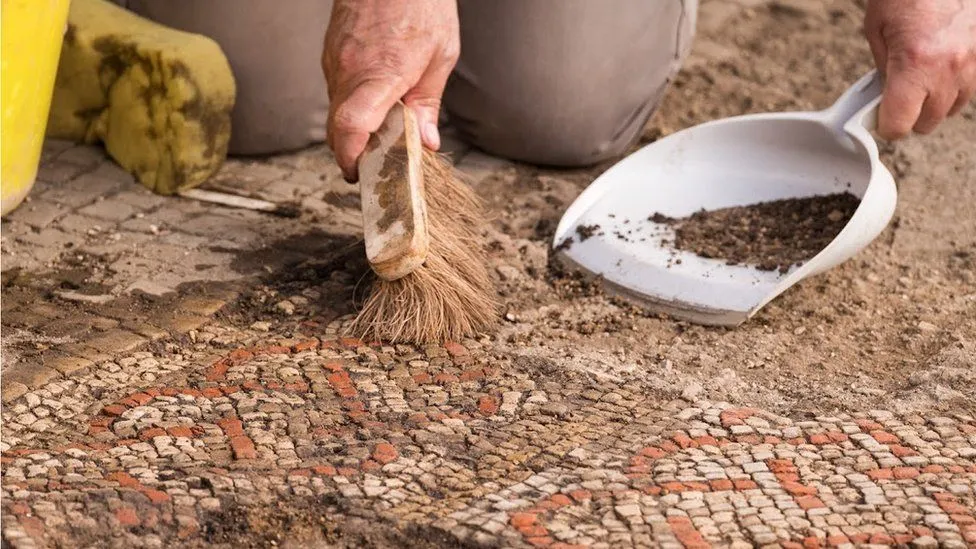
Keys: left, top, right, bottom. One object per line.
{"left": 3, "top": 0, "right": 975, "bottom": 547}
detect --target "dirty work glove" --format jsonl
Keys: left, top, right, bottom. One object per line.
{"left": 864, "top": 0, "right": 976, "bottom": 139}
{"left": 322, "top": 0, "right": 460, "bottom": 182}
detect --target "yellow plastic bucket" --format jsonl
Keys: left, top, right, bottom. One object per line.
{"left": 1, "top": 0, "right": 72, "bottom": 216}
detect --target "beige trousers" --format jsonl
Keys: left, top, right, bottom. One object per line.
{"left": 120, "top": 0, "right": 697, "bottom": 166}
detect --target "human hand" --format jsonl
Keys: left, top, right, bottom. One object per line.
{"left": 864, "top": 0, "right": 976, "bottom": 140}
{"left": 322, "top": 0, "right": 459, "bottom": 182}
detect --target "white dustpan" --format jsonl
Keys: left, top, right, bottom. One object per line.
{"left": 552, "top": 71, "right": 895, "bottom": 326}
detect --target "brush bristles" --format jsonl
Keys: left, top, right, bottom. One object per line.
{"left": 350, "top": 149, "right": 497, "bottom": 343}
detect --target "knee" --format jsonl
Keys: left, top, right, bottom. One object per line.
{"left": 444, "top": 83, "right": 653, "bottom": 168}
{"left": 445, "top": 0, "right": 698, "bottom": 167}
{"left": 491, "top": 120, "right": 634, "bottom": 168}
{"left": 123, "top": 0, "right": 329, "bottom": 156}
{"left": 228, "top": 92, "right": 327, "bottom": 156}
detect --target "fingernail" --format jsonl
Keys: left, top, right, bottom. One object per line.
{"left": 423, "top": 122, "right": 440, "bottom": 151}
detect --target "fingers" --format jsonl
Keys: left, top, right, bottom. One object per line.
{"left": 914, "top": 89, "right": 958, "bottom": 134}
{"left": 321, "top": 0, "right": 460, "bottom": 183}
{"left": 948, "top": 87, "right": 974, "bottom": 117}
{"left": 403, "top": 54, "right": 457, "bottom": 151}
{"left": 329, "top": 76, "right": 409, "bottom": 182}
{"left": 877, "top": 66, "right": 928, "bottom": 140}
{"left": 879, "top": 57, "right": 971, "bottom": 139}
{"left": 864, "top": 0, "right": 976, "bottom": 139}
{"left": 863, "top": 2, "right": 888, "bottom": 75}
{"left": 948, "top": 64, "right": 976, "bottom": 117}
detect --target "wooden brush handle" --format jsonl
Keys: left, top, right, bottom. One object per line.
{"left": 358, "top": 102, "right": 429, "bottom": 281}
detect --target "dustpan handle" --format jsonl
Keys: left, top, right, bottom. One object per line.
{"left": 823, "top": 70, "right": 884, "bottom": 133}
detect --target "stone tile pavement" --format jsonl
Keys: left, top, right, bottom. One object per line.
{"left": 1, "top": 138, "right": 350, "bottom": 402}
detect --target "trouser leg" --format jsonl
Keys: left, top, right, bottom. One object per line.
{"left": 444, "top": 0, "right": 698, "bottom": 167}
{"left": 116, "top": 0, "right": 697, "bottom": 165}
{"left": 121, "top": 0, "right": 332, "bottom": 156}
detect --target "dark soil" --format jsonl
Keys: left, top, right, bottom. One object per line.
{"left": 216, "top": 229, "right": 363, "bottom": 329}
{"left": 575, "top": 224, "right": 601, "bottom": 241}
{"left": 195, "top": 498, "right": 478, "bottom": 549}
{"left": 654, "top": 192, "right": 860, "bottom": 273}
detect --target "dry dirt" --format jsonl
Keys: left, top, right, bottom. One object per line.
{"left": 474, "top": 0, "right": 976, "bottom": 417}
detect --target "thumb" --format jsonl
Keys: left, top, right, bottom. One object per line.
{"left": 403, "top": 58, "right": 455, "bottom": 151}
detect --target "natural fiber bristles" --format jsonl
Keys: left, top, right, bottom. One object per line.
{"left": 350, "top": 149, "right": 497, "bottom": 343}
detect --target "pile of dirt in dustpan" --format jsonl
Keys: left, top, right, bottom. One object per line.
{"left": 653, "top": 192, "right": 860, "bottom": 274}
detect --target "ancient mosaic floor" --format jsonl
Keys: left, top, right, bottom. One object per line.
{"left": 2, "top": 326, "right": 975, "bottom": 548}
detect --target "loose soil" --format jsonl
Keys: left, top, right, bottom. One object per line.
{"left": 654, "top": 192, "right": 860, "bottom": 273}
{"left": 195, "top": 498, "right": 477, "bottom": 549}
{"left": 575, "top": 224, "right": 601, "bottom": 242}
{"left": 474, "top": 0, "right": 976, "bottom": 417}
